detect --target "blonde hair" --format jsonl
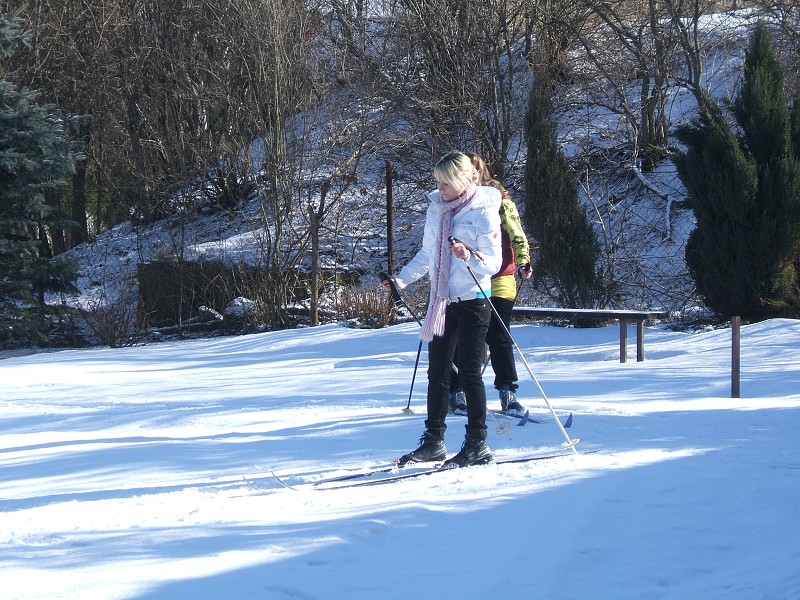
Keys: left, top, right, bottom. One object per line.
{"left": 433, "top": 151, "right": 479, "bottom": 193}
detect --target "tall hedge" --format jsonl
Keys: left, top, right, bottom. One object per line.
{"left": 674, "top": 22, "right": 800, "bottom": 319}
{"left": 522, "top": 68, "right": 602, "bottom": 309}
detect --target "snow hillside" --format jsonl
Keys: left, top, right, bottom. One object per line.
{"left": 2, "top": 318, "right": 799, "bottom": 599}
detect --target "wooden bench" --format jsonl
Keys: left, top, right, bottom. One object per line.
{"left": 511, "top": 307, "right": 669, "bottom": 363}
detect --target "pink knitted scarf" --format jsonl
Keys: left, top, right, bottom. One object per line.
{"left": 419, "top": 186, "right": 477, "bottom": 341}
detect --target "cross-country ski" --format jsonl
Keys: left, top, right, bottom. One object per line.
{"left": 261, "top": 448, "right": 597, "bottom": 492}
{"left": 449, "top": 407, "right": 573, "bottom": 428}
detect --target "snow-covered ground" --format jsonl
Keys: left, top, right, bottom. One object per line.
{"left": 2, "top": 318, "right": 799, "bottom": 599}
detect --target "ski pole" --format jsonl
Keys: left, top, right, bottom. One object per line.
{"left": 380, "top": 272, "right": 422, "bottom": 325}
{"left": 403, "top": 340, "right": 422, "bottom": 414}
{"left": 448, "top": 237, "right": 579, "bottom": 453}
{"left": 380, "top": 272, "right": 421, "bottom": 413}
{"left": 380, "top": 272, "right": 467, "bottom": 416}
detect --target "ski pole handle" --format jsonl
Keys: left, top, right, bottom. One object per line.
{"left": 448, "top": 236, "right": 484, "bottom": 262}
{"left": 447, "top": 236, "right": 469, "bottom": 261}
{"left": 379, "top": 272, "right": 422, "bottom": 325}
{"left": 379, "top": 272, "right": 402, "bottom": 304}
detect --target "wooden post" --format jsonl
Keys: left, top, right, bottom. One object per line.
{"left": 731, "top": 316, "right": 741, "bottom": 398}
{"left": 619, "top": 319, "right": 628, "bottom": 363}
{"left": 636, "top": 320, "right": 645, "bottom": 361}
{"left": 308, "top": 180, "right": 330, "bottom": 327}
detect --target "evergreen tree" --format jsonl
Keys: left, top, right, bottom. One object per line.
{"left": 675, "top": 22, "right": 800, "bottom": 319}
{"left": 788, "top": 93, "right": 800, "bottom": 296}
{"left": 791, "top": 91, "right": 800, "bottom": 161}
{"left": 0, "top": 15, "right": 79, "bottom": 345}
{"left": 675, "top": 98, "right": 763, "bottom": 318}
{"left": 523, "top": 68, "right": 602, "bottom": 309}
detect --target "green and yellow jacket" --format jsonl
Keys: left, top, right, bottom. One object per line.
{"left": 491, "top": 192, "right": 531, "bottom": 301}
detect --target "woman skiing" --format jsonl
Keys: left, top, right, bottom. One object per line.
{"left": 382, "top": 150, "right": 502, "bottom": 468}
{"left": 448, "top": 152, "right": 533, "bottom": 417}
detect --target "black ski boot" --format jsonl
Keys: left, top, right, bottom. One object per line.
{"left": 441, "top": 430, "right": 492, "bottom": 468}
{"left": 396, "top": 430, "right": 446, "bottom": 466}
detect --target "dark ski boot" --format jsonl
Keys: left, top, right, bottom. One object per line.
{"left": 441, "top": 430, "right": 492, "bottom": 468}
{"left": 448, "top": 388, "right": 467, "bottom": 413}
{"left": 500, "top": 385, "right": 526, "bottom": 417}
{"left": 396, "top": 430, "right": 446, "bottom": 466}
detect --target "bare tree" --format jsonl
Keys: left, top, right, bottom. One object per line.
{"left": 215, "top": 0, "right": 397, "bottom": 327}
{"left": 561, "top": 0, "right": 678, "bottom": 168}
{"left": 387, "top": 0, "right": 530, "bottom": 178}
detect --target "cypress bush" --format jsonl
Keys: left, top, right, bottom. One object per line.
{"left": 522, "top": 68, "right": 603, "bottom": 310}
{"left": 675, "top": 22, "right": 800, "bottom": 319}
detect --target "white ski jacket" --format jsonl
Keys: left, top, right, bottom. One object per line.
{"left": 394, "top": 186, "right": 502, "bottom": 301}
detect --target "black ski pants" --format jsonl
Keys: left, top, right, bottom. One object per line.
{"left": 450, "top": 295, "right": 519, "bottom": 393}
{"left": 485, "top": 296, "right": 519, "bottom": 392}
{"left": 425, "top": 298, "right": 491, "bottom": 436}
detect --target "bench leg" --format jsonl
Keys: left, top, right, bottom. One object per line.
{"left": 636, "top": 320, "right": 645, "bottom": 361}
{"left": 619, "top": 319, "right": 628, "bottom": 363}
